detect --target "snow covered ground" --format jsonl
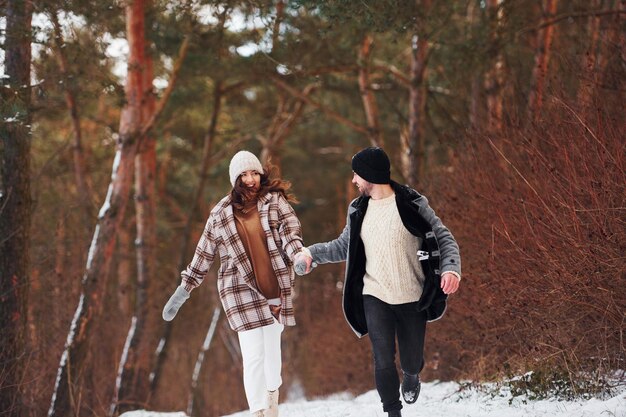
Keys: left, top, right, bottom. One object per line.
{"left": 121, "top": 380, "right": 626, "bottom": 417}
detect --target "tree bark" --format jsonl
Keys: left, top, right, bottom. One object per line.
{"left": 0, "top": 1, "right": 33, "bottom": 415}
{"left": 187, "top": 307, "right": 221, "bottom": 416}
{"left": 149, "top": 11, "right": 230, "bottom": 396}
{"left": 54, "top": 217, "right": 66, "bottom": 318}
{"left": 48, "top": 1, "right": 147, "bottom": 415}
{"left": 358, "top": 35, "right": 384, "bottom": 147}
{"left": 50, "top": 10, "right": 94, "bottom": 217}
{"left": 576, "top": 1, "right": 603, "bottom": 107}
{"left": 271, "top": 1, "right": 285, "bottom": 54}
{"left": 485, "top": 0, "right": 504, "bottom": 132}
{"left": 112, "top": 45, "right": 156, "bottom": 415}
{"left": 259, "top": 84, "right": 315, "bottom": 170}
{"left": 149, "top": 87, "right": 220, "bottom": 394}
{"left": 180, "top": 85, "right": 223, "bottom": 255}
{"left": 405, "top": 0, "right": 431, "bottom": 187}
{"left": 149, "top": 81, "right": 246, "bottom": 394}
{"left": 467, "top": 0, "right": 482, "bottom": 128}
{"left": 116, "top": 222, "right": 133, "bottom": 316}
{"left": 272, "top": 77, "right": 370, "bottom": 136}
{"left": 596, "top": 1, "right": 624, "bottom": 99}
{"left": 527, "top": 0, "right": 559, "bottom": 122}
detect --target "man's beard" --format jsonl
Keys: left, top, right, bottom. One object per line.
{"left": 357, "top": 183, "right": 372, "bottom": 196}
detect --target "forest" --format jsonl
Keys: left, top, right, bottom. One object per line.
{"left": 1, "top": 0, "right": 624, "bottom": 416}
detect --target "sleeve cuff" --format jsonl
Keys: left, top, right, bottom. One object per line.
{"left": 443, "top": 270, "right": 461, "bottom": 281}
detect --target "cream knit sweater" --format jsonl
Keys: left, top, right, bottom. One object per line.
{"left": 361, "top": 194, "right": 425, "bottom": 304}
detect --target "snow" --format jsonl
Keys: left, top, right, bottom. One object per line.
{"left": 119, "top": 380, "right": 626, "bottom": 417}
{"left": 111, "top": 317, "right": 138, "bottom": 415}
{"left": 49, "top": 294, "right": 85, "bottom": 416}
{"left": 97, "top": 150, "right": 122, "bottom": 220}
{"left": 150, "top": 337, "right": 167, "bottom": 384}
{"left": 85, "top": 224, "right": 101, "bottom": 270}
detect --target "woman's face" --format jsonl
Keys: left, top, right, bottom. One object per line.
{"left": 239, "top": 170, "right": 261, "bottom": 192}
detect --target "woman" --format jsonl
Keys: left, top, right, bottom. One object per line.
{"left": 162, "top": 150, "right": 305, "bottom": 417}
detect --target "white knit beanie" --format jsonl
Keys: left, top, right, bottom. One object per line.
{"left": 228, "top": 151, "right": 264, "bottom": 186}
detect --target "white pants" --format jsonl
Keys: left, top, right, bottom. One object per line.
{"left": 238, "top": 320, "right": 284, "bottom": 413}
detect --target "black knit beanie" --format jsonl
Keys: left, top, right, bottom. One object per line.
{"left": 351, "top": 147, "right": 391, "bottom": 184}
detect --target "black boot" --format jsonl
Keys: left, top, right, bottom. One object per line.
{"left": 401, "top": 372, "right": 421, "bottom": 404}
{"left": 387, "top": 410, "right": 402, "bottom": 417}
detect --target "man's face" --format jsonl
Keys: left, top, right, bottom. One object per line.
{"left": 352, "top": 172, "right": 373, "bottom": 196}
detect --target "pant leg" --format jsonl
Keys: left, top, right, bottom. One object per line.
{"left": 263, "top": 319, "right": 284, "bottom": 391}
{"left": 396, "top": 302, "right": 427, "bottom": 376}
{"left": 363, "top": 295, "right": 402, "bottom": 412}
{"left": 238, "top": 327, "right": 269, "bottom": 413}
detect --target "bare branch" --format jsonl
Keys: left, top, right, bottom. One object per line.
{"left": 140, "top": 35, "right": 191, "bottom": 138}
{"left": 358, "top": 34, "right": 384, "bottom": 147}
{"left": 271, "top": 1, "right": 285, "bottom": 54}
{"left": 372, "top": 60, "right": 411, "bottom": 88}
{"left": 520, "top": 8, "right": 625, "bottom": 34}
{"left": 271, "top": 77, "right": 370, "bottom": 135}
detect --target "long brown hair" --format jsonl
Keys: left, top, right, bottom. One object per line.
{"left": 231, "top": 163, "right": 298, "bottom": 210}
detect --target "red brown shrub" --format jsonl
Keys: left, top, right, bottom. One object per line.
{"left": 426, "top": 96, "right": 625, "bottom": 385}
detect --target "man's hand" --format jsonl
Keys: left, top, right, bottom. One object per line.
{"left": 294, "top": 251, "right": 313, "bottom": 275}
{"left": 441, "top": 272, "right": 460, "bottom": 295}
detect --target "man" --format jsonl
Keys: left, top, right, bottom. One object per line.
{"left": 295, "top": 147, "right": 461, "bottom": 417}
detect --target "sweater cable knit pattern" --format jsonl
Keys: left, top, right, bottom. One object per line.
{"left": 360, "top": 194, "right": 425, "bottom": 304}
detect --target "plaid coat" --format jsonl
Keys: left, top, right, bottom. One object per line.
{"left": 181, "top": 191, "right": 304, "bottom": 332}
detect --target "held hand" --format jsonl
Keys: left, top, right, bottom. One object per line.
{"left": 441, "top": 272, "right": 460, "bottom": 295}
{"left": 294, "top": 252, "right": 314, "bottom": 276}
{"left": 162, "top": 285, "right": 190, "bottom": 321}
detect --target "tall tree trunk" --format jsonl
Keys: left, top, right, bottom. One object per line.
{"left": 0, "top": 1, "right": 33, "bottom": 415}
{"left": 149, "top": 80, "right": 229, "bottom": 395}
{"left": 470, "top": 75, "right": 482, "bottom": 128}
{"left": 148, "top": 13, "right": 229, "bottom": 393}
{"left": 112, "top": 46, "right": 156, "bottom": 415}
{"left": 148, "top": 83, "right": 239, "bottom": 397}
{"left": 187, "top": 307, "right": 221, "bottom": 416}
{"left": 259, "top": 95, "right": 287, "bottom": 168}
{"left": 405, "top": 0, "right": 431, "bottom": 187}
{"left": 116, "top": 222, "right": 133, "bottom": 316}
{"left": 358, "top": 35, "right": 384, "bottom": 147}
{"left": 272, "top": 77, "right": 370, "bottom": 136}
{"left": 527, "top": 0, "right": 559, "bottom": 122}
{"left": 259, "top": 85, "right": 314, "bottom": 171}
{"left": 576, "top": 0, "right": 603, "bottom": 108}
{"left": 271, "top": 0, "right": 285, "bottom": 54}
{"left": 467, "top": 0, "right": 482, "bottom": 128}
{"left": 485, "top": 0, "right": 504, "bottom": 131}
{"left": 597, "top": 0, "right": 624, "bottom": 99}
{"left": 49, "top": 10, "right": 94, "bottom": 217}
{"left": 54, "top": 217, "right": 67, "bottom": 318}
{"left": 48, "top": 1, "right": 147, "bottom": 415}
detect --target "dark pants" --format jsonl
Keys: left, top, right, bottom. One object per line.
{"left": 363, "top": 294, "right": 427, "bottom": 412}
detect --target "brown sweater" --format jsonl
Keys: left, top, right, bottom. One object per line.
{"left": 234, "top": 201, "right": 280, "bottom": 300}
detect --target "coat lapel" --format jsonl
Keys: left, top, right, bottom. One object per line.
{"left": 216, "top": 199, "right": 256, "bottom": 288}
{"left": 256, "top": 193, "right": 291, "bottom": 289}
{"left": 256, "top": 192, "right": 272, "bottom": 231}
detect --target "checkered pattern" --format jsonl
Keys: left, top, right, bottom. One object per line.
{"left": 181, "top": 192, "right": 303, "bottom": 332}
